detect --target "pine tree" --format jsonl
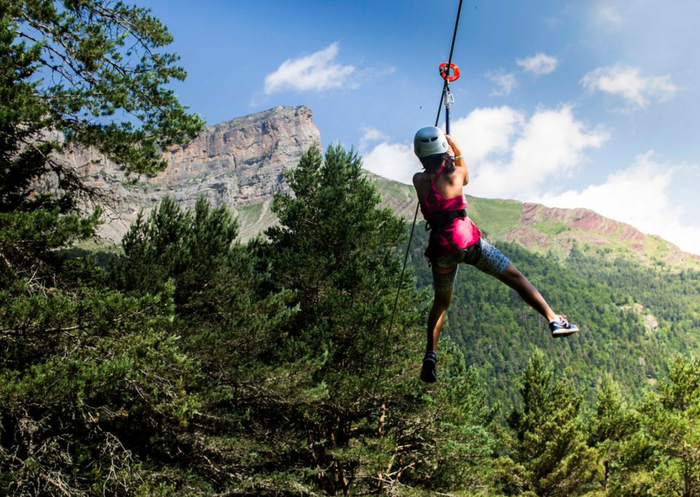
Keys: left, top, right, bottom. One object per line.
{"left": 497, "top": 349, "right": 601, "bottom": 496}
{"left": 248, "top": 144, "right": 505, "bottom": 495}
{"left": 588, "top": 374, "right": 639, "bottom": 493}
{"left": 254, "top": 144, "right": 424, "bottom": 494}
{"left": 111, "top": 197, "right": 300, "bottom": 494}
{"left": 0, "top": 2, "right": 205, "bottom": 493}
{"left": 4, "top": 0, "right": 203, "bottom": 179}
{"left": 389, "top": 339, "right": 498, "bottom": 494}
{"left": 1, "top": 0, "right": 203, "bottom": 287}
{"left": 635, "top": 355, "right": 700, "bottom": 497}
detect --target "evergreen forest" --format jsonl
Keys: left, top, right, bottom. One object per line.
{"left": 2, "top": 1, "right": 700, "bottom": 495}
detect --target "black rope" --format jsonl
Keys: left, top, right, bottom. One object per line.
{"left": 376, "top": 0, "right": 465, "bottom": 394}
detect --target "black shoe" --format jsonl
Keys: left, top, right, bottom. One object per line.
{"left": 420, "top": 352, "right": 437, "bottom": 383}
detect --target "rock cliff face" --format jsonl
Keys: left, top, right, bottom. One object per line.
{"left": 78, "top": 106, "right": 320, "bottom": 241}
{"left": 155, "top": 105, "right": 319, "bottom": 208}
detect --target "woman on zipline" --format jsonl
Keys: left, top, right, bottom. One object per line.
{"left": 412, "top": 126, "right": 579, "bottom": 383}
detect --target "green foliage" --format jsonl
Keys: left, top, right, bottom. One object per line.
{"left": 265, "top": 144, "right": 414, "bottom": 363}
{"left": 0, "top": 2, "right": 207, "bottom": 494}
{"left": 0, "top": 207, "right": 101, "bottom": 289}
{"left": 467, "top": 196, "right": 523, "bottom": 239}
{"left": 496, "top": 350, "right": 601, "bottom": 496}
{"left": 115, "top": 196, "right": 240, "bottom": 305}
{"left": 0, "top": 3, "right": 53, "bottom": 212}
{"left": 110, "top": 195, "right": 301, "bottom": 494}
{"left": 390, "top": 339, "right": 498, "bottom": 493}
{"left": 1, "top": 0, "right": 204, "bottom": 284}
{"left": 409, "top": 227, "right": 698, "bottom": 407}
{"left": 259, "top": 144, "right": 423, "bottom": 494}
{"left": 587, "top": 375, "right": 640, "bottom": 493}
{"left": 0, "top": 276, "right": 201, "bottom": 495}
{"left": 4, "top": 0, "right": 204, "bottom": 177}
{"left": 532, "top": 219, "right": 570, "bottom": 236}
{"left": 565, "top": 248, "right": 700, "bottom": 359}
{"left": 618, "top": 355, "right": 700, "bottom": 497}
{"left": 3, "top": 1, "right": 700, "bottom": 491}
{"left": 4, "top": 155, "right": 700, "bottom": 496}
{"left": 1, "top": 0, "right": 205, "bottom": 289}
{"left": 250, "top": 144, "right": 497, "bottom": 495}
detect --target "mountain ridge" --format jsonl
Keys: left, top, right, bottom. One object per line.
{"left": 366, "top": 171, "right": 700, "bottom": 269}
{"left": 73, "top": 106, "right": 698, "bottom": 269}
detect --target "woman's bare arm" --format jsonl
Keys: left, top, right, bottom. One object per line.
{"left": 446, "top": 134, "right": 469, "bottom": 185}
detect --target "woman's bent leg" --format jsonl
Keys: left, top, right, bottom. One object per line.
{"left": 422, "top": 258, "right": 460, "bottom": 383}
{"left": 427, "top": 286, "right": 454, "bottom": 353}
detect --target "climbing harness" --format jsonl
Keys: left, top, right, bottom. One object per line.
{"left": 379, "top": 0, "right": 465, "bottom": 392}
{"left": 425, "top": 208, "right": 467, "bottom": 232}
{"left": 425, "top": 207, "right": 468, "bottom": 254}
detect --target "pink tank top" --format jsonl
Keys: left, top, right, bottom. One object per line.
{"left": 419, "top": 164, "right": 481, "bottom": 259}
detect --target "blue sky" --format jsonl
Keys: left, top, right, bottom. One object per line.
{"left": 140, "top": 0, "right": 700, "bottom": 256}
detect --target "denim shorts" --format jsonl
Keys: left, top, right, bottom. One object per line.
{"left": 432, "top": 239, "right": 511, "bottom": 292}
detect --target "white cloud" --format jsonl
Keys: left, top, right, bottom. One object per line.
{"left": 358, "top": 126, "right": 389, "bottom": 153}
{"left": 581, "top": 64, "right": 677, "bottom": 109}
{"left": 486, "top": 71, "right": 518, "bottom": 97}
{"left": 359, "top": 107, "right": 524, "bottom": 186}
{"left": 361, "top": 140, "right": 417, "bottom": 185}
{"left": 358, "top": 109, "right": 700, "bottom": 256}
{"left": 361, "top": 106, "right": 607, "bottom": 198}
{"left": 594, "top": 4, "right": 623, "bottom": 27}
{"left": 517, "top": 53, "right": 559, "bottom": 75}
{"left": 469, "top": 106, "right": 609, "bottom": 199}
{"left": 536, "top": 152, "right": 700, "bottom": 255}
{"left": 264, "top": 42, "right": 356, "bottom": 94}
{"left": 450, "top": 106, "right": 524, "bottom": 163}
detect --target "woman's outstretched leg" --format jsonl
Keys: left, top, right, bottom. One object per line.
{"left": 496, "top": 262, "right": 578, "bottom": 337}
{"left": 496, "top": 263, "right": 556, "bottom": 321}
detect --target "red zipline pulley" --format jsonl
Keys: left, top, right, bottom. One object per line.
{"left": 439, "top": 62, "right": 460, "bottom": 82}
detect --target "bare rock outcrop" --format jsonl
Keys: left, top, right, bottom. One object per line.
{"left": 155, "top": 105, "right": 319, "bottom": 208}
{"left": 67, "top": 106, "right": 320, "bottom": 242}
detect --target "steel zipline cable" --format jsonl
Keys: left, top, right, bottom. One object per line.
{"left": 376, "top": 0, "right": 465, "bottom": 392}
{"left": 435, "top": 0, "right": 464, "bottom": 129}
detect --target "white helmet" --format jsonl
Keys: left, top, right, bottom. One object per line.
{"left": 413, "top": 126, "right": 448, "bottom": 159}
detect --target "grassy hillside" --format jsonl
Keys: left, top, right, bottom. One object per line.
{"left": 465, "top": 195, "right": 522, "bottom": 239}
{"left": 237, "top": 171, "right": 700, "bottom": 270}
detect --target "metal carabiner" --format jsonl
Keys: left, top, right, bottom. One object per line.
{"left": 443, "top": 88, "right": 455, "bottom": 106}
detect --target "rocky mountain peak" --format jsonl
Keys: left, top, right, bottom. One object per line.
{"left": 154, "top": 105, "right": 319, "bottom": 207}
{"left": 78, "top": 106, "right": 320, "bottom": 241}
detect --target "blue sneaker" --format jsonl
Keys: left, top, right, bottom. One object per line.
{"left": 549, "top": 315, "right": 579, "bottom": 337}
{"left": 421, "top": 351, "right": 438, "bottom": 383}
